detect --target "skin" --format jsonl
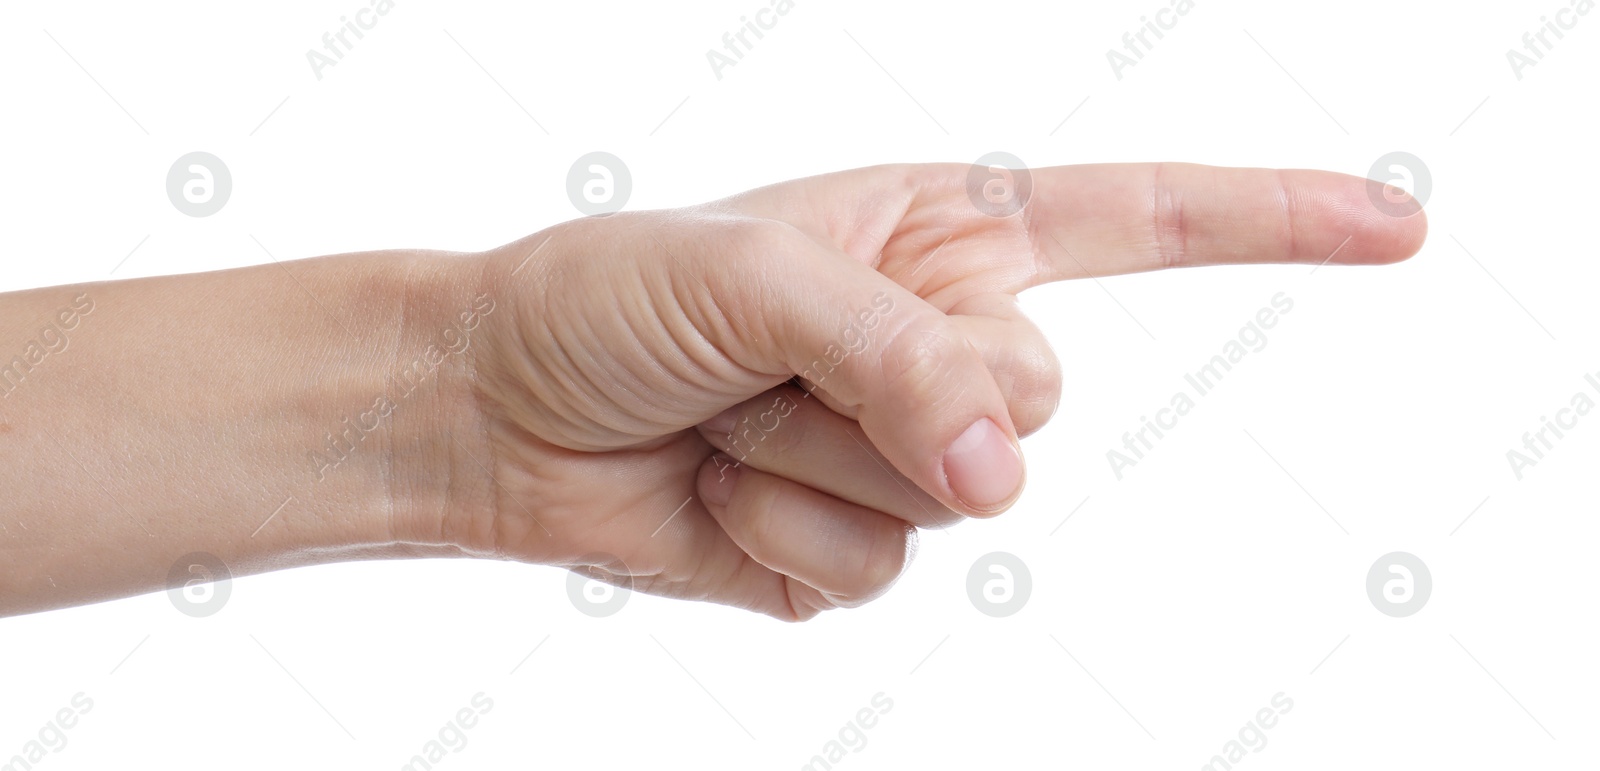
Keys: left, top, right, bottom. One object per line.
{"left": 0, "top": 162, "right": 1425, "bottom": 621}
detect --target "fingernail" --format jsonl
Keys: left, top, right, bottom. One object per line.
{"left": 943, "top": 418, "right": 1023, "bottom": 513}
{"left": 700, "top": 455, "right": 740, "bottom": 507}
{"left": 702, "top": 405, "right": 740, "bottom": 435}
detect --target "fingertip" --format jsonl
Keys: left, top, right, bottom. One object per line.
{"left": 1353, "top": 173, "right": 1429, "bottom": 265}
{"left": 1389, "top": 199, "right": 1429, "bottom": 263}
{"left": 1312, "top": 173, "right": 1428, "bottom": 267}
{"left": 941, "top": 417, "right": 1026, "bottom": 518}
{"left": 1362, "top": 209, "right": 1428, "bottom": 267}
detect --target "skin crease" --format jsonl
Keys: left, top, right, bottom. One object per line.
{"left": 0, "top": 162, "right": 1425, "bottom": 621}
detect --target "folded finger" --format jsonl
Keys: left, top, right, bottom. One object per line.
{"left": 696, "top": 452, "right": 917, "bottom": 609}
{"left": 697, "top": 385, "right": 959, "bottom": 528}
{"left": 786, "top": 294, "right": 1061, "bottom": 440}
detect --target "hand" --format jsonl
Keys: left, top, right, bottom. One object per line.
{"left": 449, "top": 162, "right": 1427, "bottom": 620}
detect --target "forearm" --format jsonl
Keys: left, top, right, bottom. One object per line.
{"left": 0, "top": 249, "right": 492, "bottom": 616}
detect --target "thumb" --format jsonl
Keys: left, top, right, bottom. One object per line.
{"left": 683, "top": 221, "right": 1026, "bottom": 518}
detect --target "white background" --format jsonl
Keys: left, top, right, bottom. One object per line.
{"left": 2, "top": 0, "right": 1596, "bottom": 767}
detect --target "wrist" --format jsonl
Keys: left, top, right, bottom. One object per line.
{"left": 357, "top": 249, "right": 500, "bottom": 554}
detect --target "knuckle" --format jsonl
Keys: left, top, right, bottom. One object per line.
{"left": 1274, "top": 168, "right": 1299, "bottom": 260}
{"left": 1007, "top": 339, "right": 1064, "bottom": 437}
{"left": 1149, "top": 162, "right": 1189, "bottom": 270}
{"left": 877, "top": 315, "right": 968, "bottom": 397}
{"left": 711, "top": 217, "right": 804, "bottom": 263}
{"left": 785, "top": 579, "right": 833, "bottom": 620}
{"left": 836, "top": 523, "right": 914, "bottom": 606}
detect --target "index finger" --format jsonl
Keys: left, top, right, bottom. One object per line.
{"left": 730, "top": 161, "right": 1427, "bottom": 288}
{"left": 1021, "top": 161, "right": 1427, "bottom": 284}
